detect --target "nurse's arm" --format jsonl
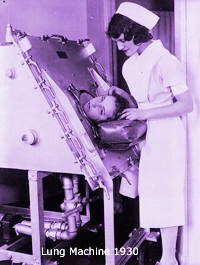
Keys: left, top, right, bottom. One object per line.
{"left": 120, "top": 90, "right": 193, "bottom": 120}
{"left": 147, "top": 90, "right": 193, "bottom": 119}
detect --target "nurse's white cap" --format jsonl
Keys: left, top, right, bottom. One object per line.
{"left": 116, "top": 2, "right": 159, "bottom": 29}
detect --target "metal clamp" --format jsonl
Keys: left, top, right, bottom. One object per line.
{"left": 98, "top": 178, "right": 110, "bottom": 200}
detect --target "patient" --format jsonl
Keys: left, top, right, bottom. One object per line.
{"left": 82, "top": 88, "right": 141, "bottom": 230}
{"left": 83, "top": 88, "right": 141, "bottom": 230}
{"left": 82, "top": 87, "right": 146, "bottom": 154}
{"left": 83, "top": 89, "right": 137, "bottom": 123}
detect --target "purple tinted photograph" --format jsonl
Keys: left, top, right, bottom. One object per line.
{"left": 0, "top": 1, "right": 198, "bottom": 265}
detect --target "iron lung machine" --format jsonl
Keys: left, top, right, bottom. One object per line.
{"left": 0, "top": 26, "right": 147, "bottom": 265}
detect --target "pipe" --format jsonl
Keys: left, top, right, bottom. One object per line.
{"left": 72, "top": 174, "right": 79, "bottom": 195}
{"left": 13, "top": 223, "right": 77, "bottom": 241}
{"left": 21, "top": 220, "right": 68, "bottom": 230}
{"left": 14, "top": 175, "right": 81, "bottom": 240}
{"left": 72, "top": 175, "right": 82, "bottom": 227}
{"left": 45, "top": 228, "right": 77, "bottom": 241}
{"left": 14, "top": 174, "right": 80, "bottom": 241}
{"left": 14, "top": 223, "right": 32, "bottom": 236}
{"left": 60, "top": 174, "right": 74, "bottom": 201}
{"left": 60, "top": 174, "right": 78, "bottom": 235}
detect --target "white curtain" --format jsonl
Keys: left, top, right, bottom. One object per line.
{"left": 152, "top": 11, "right": 175, "bottom": 55}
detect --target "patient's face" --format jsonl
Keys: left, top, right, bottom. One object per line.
{"left": 83, "top": 95, "right": 116, "bottom": 122}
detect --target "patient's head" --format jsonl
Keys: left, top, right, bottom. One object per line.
{"left": 83, "top": 92, "right": 129, "bottom": 122}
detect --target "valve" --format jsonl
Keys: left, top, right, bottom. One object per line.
{"left": 21, "top": 130, "right": 39, "bottom": 145}
{"left": 5, "top": 68, "right": 16, "bottom": 79}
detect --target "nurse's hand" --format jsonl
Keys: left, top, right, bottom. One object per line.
{"left": 120, "top": 108, "right": 147, "bottom": 120}
{"left": 107, "top": 86, "right": 123, "bottom": 96}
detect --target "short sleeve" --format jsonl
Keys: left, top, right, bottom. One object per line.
{"left": 159, "top": 54, "right": 188, "bottom": 96}
{"left": 170, "top": 83, "right": 188, "bottom": 96}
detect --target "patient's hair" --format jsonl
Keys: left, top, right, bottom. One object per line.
{"left": 107, "top": 90, "right": 130, "bottom": 121}
{"left": 106, "top": 13, "right": 153, "bottom": 45}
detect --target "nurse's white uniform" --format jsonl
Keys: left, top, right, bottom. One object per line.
{"left": 122, "top": 40, "right": 188, "bottom": 228}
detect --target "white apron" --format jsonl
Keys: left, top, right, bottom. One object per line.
{"left": 122, "top": 40, "right": 187, "bottom": 228}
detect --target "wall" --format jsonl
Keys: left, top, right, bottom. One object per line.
{"left": 175, "top": 0, "right": 200, "bottom": 264}
{"left": 185, "top": 1, "right": 200, "bottom": 264}
{"left": 86, "top": 0, "right": 115, "bottom": 82}
{"left": 0, "top": 0, "right": 114, "bottom": 82}
{"left": 0, "top": 0, "right": 87, "bottom": 43}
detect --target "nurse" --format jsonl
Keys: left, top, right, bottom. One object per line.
{"left": 107, "top": 2, "right": 193, "bottom": 265}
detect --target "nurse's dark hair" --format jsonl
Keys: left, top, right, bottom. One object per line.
{"left": 107, "top": 90, "right": 130, "bottom": 121}
{"left": 106, "top": 13, "right": 153, "bottom": 45}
